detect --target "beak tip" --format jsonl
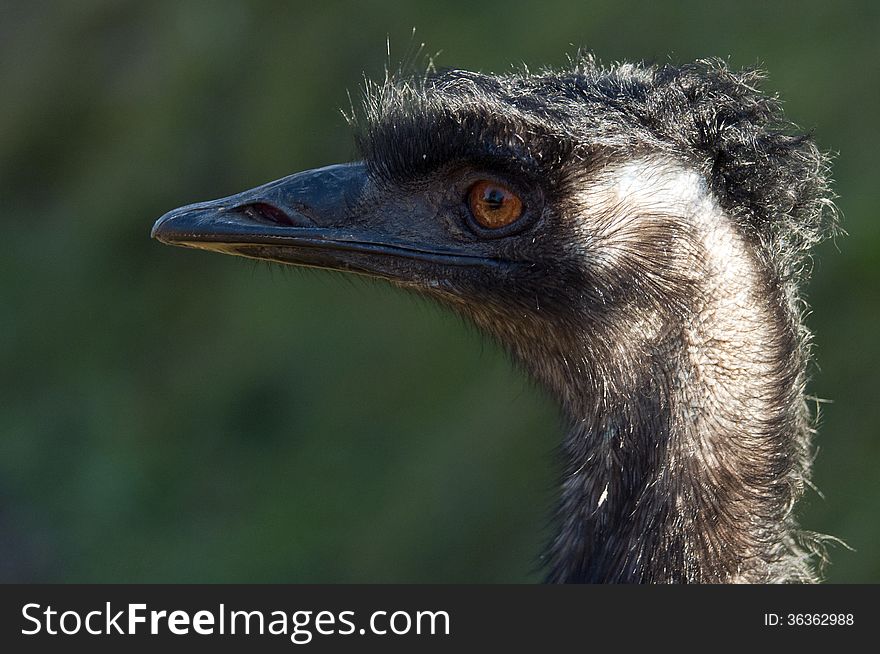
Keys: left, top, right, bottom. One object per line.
{"left": 151, "top": 208, "right": 185, "bottom": 243}
{"left": 150, "top": 215, "right": 167, "bottom": 241}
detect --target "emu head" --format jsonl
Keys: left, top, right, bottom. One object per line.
{"left": 152, "top": 58, "right": 831, "bottom": 415}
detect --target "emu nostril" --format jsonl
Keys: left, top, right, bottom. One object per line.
{"left": 237, "top": 202, "right": 299, "bottom": 227}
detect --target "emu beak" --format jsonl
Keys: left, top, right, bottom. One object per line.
{"left": 151, "top": 162, "right": 500, "bottom": 282}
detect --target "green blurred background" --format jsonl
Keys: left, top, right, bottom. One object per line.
{"left": 1, "top": 0, "right": 877, "bottom": 582}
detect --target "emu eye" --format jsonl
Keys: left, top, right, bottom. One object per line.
{"left": 467, "top": 180, "right": 523, "bottom": 230}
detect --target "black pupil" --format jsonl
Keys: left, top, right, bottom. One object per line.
{"left": 484, "top": 188, "right": 505, "bottom": 209}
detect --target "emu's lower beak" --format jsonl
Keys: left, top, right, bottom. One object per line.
{"left": 151, "top": 162, "right": 500, "bottom": 281}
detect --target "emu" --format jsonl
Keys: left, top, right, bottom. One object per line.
{"left": 152, "top": 56, "right": 836, "bottom": 583}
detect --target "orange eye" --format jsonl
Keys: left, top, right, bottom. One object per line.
{"left": 467, "top": 180, "right": 523, "bottom": 230}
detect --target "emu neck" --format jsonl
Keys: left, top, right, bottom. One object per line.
{"left": 542, "top": 161, "right": 810, "bottom": 583}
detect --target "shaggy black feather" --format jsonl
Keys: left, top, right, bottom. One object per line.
{"left": 350, "top": 54, "right": 837, "bottom": 583}
{"left": 355, "top": 56, "right": 833, "bottom": 286}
